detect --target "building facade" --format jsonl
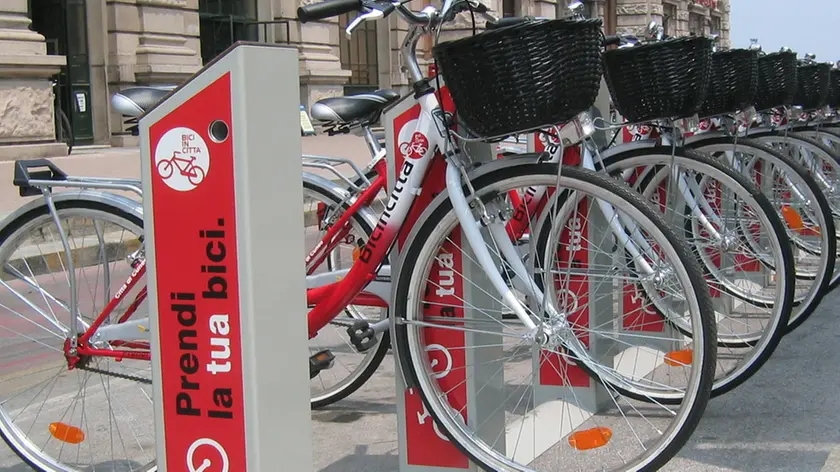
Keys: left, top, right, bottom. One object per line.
{"left": 0, "top": 0, "right": 730, "bottom": 156}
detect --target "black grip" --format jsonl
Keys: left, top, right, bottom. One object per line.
{"left": 298, "top": 0, "right": 362, "bottom": 23}
{"left": 485, "top": 16, "right": 536, "bottom": 30}
{"left": 603, "top": 34, "right": 621, "bottom": 46}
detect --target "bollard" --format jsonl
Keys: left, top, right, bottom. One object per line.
{"left": 140, "top": 42, "right": 312, "bottom": 472}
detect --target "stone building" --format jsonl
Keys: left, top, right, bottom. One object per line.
{"left": 0, "top": 0, "right": 730, "bottom": 157}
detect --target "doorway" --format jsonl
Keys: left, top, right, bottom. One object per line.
{"left": 338, "top": 13, "right": 379, "bottom": 95}
{"left": 198, "top": 0, "right": 259, "bottom": 64}
{"left": 29, "top": 0, "right": 94, "bottom": 145}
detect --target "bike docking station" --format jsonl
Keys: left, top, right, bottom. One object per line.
{"left": 382, "top": 76, "right": 668, "bottom": 470}
{"left": 139, "top": 42, "right": 312, "bottom": 471}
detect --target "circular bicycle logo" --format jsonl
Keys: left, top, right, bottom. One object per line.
{"left": 155, "top": 127, "right": 210, "bottom": 192}
{"left": 186, "top": 437, "right": 229, "bottom": 472}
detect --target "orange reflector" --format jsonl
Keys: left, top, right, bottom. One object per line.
{"left": 569, "top": 427, "right": 612, "bottom": 450}
{"left": 664, "top": 349, "right": 693, "bottom": 367}
{"left": 781, "top": 205, "right": 805, "bottom": 231}
{"left": 49, "top": 422, "right": 85, "bottom": 444}
{"left": 352, "top": 245, "right": 361, "bottom": 262}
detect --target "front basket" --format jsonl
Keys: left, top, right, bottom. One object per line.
{"left": 794, "top": 63, "right": 831, "bottom": 111}
{"left": 433, "top": 19, "right": 604, "bottom": 140}
{"left": 602, "top": 36, "right": 714, "bottom": 123}
{"left": 698, "top": 49, "right": 758, "bottom": 118}
{"left": 753, "top": 51, "right": 797, "bottom": 111}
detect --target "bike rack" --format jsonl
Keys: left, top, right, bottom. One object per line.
{"left": 139, "top": 42, "right": 312, "bottom": 471}
{"left": 302, "top": 153, "right": 373, "bottom": 191}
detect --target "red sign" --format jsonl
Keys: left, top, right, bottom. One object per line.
{"left": 149, "top": 73, "right": 247, "bottom": 472}
{"left": 393, "top": 88, "right": 471, "bottom": 470}
{"left": 693, "top": 0, "right": 718, "bottom": 9}
{"left": 531, "top": 136, "right": 591, "bottom": 386}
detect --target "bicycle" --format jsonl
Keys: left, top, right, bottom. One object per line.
{"left": 303, "top": 14, "right": 796, "bottom": 406}
{"left": 156, "top": 151, "right": 206, "bottom": 185}
{"left": 0, "top": 1, "right": 720, "bottom": 470}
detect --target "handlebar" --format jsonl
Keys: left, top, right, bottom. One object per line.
{"left": 299, "top": 0, "right": 489, "bottom": 36}
{"left": 298, "top": 0, "right": 362, "bottom": 23}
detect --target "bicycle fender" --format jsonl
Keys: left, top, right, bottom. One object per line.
{"left": 302, "top": 171, "right": 380, "bottom": 231}
{"left": 0, "top": 191, "right": 143, "bottom": 236}
{"left": 682, "top": 130, "right": 732, "bottom": 146}
{"left": 598, "top": 138, "right": 659, "bottom": 158}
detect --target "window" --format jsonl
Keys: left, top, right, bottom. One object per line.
{"left": 339, "top": 13, "right": 379, "bottom": 94}
{"left": 688, "top": 12, "right": 704, "bottom": 36}
{"left": 503, "top": 0, "right": 516, "bottom": 17}
{"left": 198, "top": 0, "right": 259, "bottom": 64}
{"left": 663, "top": 3, "right": 677, "bottom": 36}
{"left": 710, "top": 15, "right": 721, "bottom": 36}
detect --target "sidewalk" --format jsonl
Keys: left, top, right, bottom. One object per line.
{"left": 0, "top": 134, "right": 376, "bottom": 219}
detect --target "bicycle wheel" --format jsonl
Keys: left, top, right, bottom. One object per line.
{"left": 303, "top": 179, "right": 390, "bottom": 408}
{"left": 188, "top": 166, "right": 205, "bottom": 186}
{"left": 58, "top": 110, "right": 74, "bottom": 155}
{"left": 0, "top": 200, "right": 155, "bottom": 471}
{"left": 747, "top": 131, "right": 840, "bottom": 286}
{"left": 156, "top": 160, "right": 174, "bottom": 179}
{"left": 597, "top": 147, "right": 793, "bottom": 398}
{"left": 688, "top": 136, "right": 836, "bottom": 332}
{"left": 394, "top": 162, "right": 716, "bottom": 471}
{"left": 799, "top": 127, "right": 840, "bottom": 156}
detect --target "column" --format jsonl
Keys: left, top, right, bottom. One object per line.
{"left": 107, "top": 0, "right": 201, "bottom": 146}
{"left": 674, "top": 0, "right": 690, "bottom": 36}
{"left": 718, "top": 0, "right": 731, "bottom": 48}
{"left": 0, "top": 0, "right": 67, "bottom": 159}
{"left": 615, "top": 0, "right": 663, "bottom": 36}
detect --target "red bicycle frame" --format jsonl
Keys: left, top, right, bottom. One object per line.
{"left": 67, "top": 259, "right": 151, "bottom": 363}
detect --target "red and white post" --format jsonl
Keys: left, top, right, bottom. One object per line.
{"left": 140, "top": 43, "right": 312, "bottom": 471}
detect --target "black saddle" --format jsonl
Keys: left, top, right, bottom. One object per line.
{"left": 311, "top": 90, "right": 400, "bottom": 131}
{"left": 111, "top": 87, "right": 174, "bottom": 117}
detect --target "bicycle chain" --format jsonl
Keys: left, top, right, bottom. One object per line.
{"left": 77, "top": 364, "right": 152, "bottom": 385}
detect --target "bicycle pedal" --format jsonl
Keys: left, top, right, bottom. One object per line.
{"left": 347, "top": 320, "right": 377, "bottom": 353}
{"left": 309, "top": 350, "right": 335, "bottom": 379}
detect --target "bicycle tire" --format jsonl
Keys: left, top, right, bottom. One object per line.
{"left": 303, "top": 179, "right": 391, "bottom": 409}
{"left": 0, "top": 199, "right": 156, "bottom": 472}
{"left": 394, "top": 162, "right": 716, "bottom": 472}
{"left": 687, "top": 135, "right": 837, "bottom": 332}
{"left": 596, "top": 146, "right": 794, "bottom": 398}
{"left": 748, "top": 130, "right": 840, "bottom": 288}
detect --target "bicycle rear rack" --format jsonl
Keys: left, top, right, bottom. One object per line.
{"left": 13, "top": 159, "right": 143, "bottom": 197}
{"left": 301, "top": 154, "right": 374, "bottom": 192}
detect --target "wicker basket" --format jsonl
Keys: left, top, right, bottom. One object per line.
{"left": 794, "top": 63, "right": 831, "bottom": 110}
{"left": 432, "top": 18, "right": 604, "bottom": 139}
{"left": 697, "top": 49, "right": 758, "bottom": 117}
{"left": 829, "top": 70, "right": 840, "bottom": 108}
{"left": 602, "top": 36, "right": 713, "bottom": 123}
{"left": 753, "top": 51, "right": 797, "bottom": 111}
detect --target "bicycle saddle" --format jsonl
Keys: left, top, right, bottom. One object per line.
{"left": 311, "top": 89, "right": 400, "bottom": 126}
{"left": 111, "top": 86, "right": 175, "bottom": 117}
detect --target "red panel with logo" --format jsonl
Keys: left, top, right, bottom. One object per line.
{"left": 621, "top": 168, "right": 668, "bottom": 332}
{"left": 394, "top": 88, "right": 471, "bottom": 469}
{"left": 531, "top": 134, "right": 590, "bottom": 387}
{"left": 148, "top": 73, "right": 247, "bottom": 472}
